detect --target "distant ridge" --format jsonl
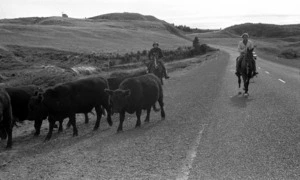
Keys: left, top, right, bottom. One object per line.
{"left": 89, "top": 12, "right": 188, "bottom": 40}
{"left": 89, "top": 12, "right": 159, "bottom": 21}
{"left": 224, "top": 23, "right": 300, "bottom": 38}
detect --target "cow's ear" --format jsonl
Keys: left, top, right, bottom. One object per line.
{"left": 34, "top": 91, "right": 39, "bottom": 96}
{"left": 124, "top": 89, "right": 131, "bottom": 97}
{"left": 37, "top": 93, "right": 43, "bottom": 103}
{"left": 104, "top": 89, "right": 114, "bottom": 96}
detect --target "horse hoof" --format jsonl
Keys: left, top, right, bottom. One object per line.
{"left": 238, "top": 92, "right": 242, "bottom": 95}
{"left": 244, "top": 93, "right": 249, "bottom": 97}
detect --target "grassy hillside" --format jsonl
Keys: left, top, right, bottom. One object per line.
{"left": 1, "top": 13, "right": 219, "bottom": 87}
{"left": 224, "top": 23, "right": 300, "bottom": 38}
{"left": 0, "top": 13, "right": 190, "bottom": 53}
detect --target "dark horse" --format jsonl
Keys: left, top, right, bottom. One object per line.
{"left": 148, "top": 54, "right": 164, "bottom": 85}
{"left": 237, "top": 48, "right": 255, "bottom": 96}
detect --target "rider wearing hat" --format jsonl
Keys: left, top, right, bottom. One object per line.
{"left": 147, "top": 42, "right": 170, "bottom": 79}
{"left": 235, "top": 33, "right": 258, "bottom": 76}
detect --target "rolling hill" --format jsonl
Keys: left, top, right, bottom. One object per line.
{"left": 0, "top": 13, "right": 202, "bottom": 87}
{"left": 0, "top": 13, "right": 190, "bottom": 53}
{"left": 223, "top": 23, "right": 300, "bottom": 38}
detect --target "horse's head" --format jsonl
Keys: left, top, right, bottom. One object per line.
{"left": 245, "top": 48, "right": 254, "bottom": 61}
{"left": 151, "top": 52, "right": 159, "bottom": 60}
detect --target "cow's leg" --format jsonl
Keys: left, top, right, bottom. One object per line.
{"left": 6, "top": 127, "right": 12, "bottom": 148}
{"left": 135, "top": 109, "right": 142, "bottom": 128}
{"left": 34, "top": 119, "right": 43, "bottom": 136}
{"left": 93, "top": 105, "right": 103, "bottom": 130}
{"left": 117, "top": 111, "right": 125, "bottom": 132}
{"left": 0, "top": 127, "right": 7, "bottom": 140}
{"left": 238, "top": 75, "right": 241, "bottom": 88}
{"left": 105, "top": 105, "right": 113, "bottom": 126}
{"left": 45, "top": 117, "right": 55, "bottom": 141}
{"left": 66, "top": 119, "right": 71, "bottom": 129}
{"left": 58, "top": 119, "right": 63, "bottom": 133}
{"left": 69, "top": 114, "right": 78, "bottom": 137}
{"left": 4, "top": 109, "right": 13, "bottom": 148}
{"left": 145, "top": 107, "right": 151, "bottom": 122}
{"left": 158, "top": 97, "right": 165, "bottom": 120}
{"left": 84, "top": 113, "right": 89, "bottom": 124}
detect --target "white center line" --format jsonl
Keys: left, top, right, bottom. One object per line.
{"left": 176, "top": 122, "right": 207, "bottom": 180}
{"left": 265, "top": 71, "right": 270, "bottom": 74}
{"left": 278, "top": 79, "right": 286, "bottom": 83}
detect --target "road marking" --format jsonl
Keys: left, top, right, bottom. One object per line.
{"left": 278, "top": 79, "right": 286, "bottom": 83}
{"left": 176, "top": 123, "right": 207, "bottom": 180}
{"left": 265, "top": 71, "right": 270, "bottom": 74}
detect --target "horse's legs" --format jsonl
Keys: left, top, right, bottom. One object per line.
{"left": 242, "top": 75, "right": 247, "bottom": 93}
{"left": 245, "top": 79, "right": 249, "bottom": 94}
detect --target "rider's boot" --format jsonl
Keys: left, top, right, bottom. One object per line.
{"left": 164, "top": 69, "right": 170, "bottom": 79}
{"left": 253, "top": 60, "right": 258, "bottom": 76}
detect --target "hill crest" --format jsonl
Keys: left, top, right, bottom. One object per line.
{"left": 89, "top": 12, "right": 160, "bottom": 21}
{"left": 223, "top": 23, "right": 300, "bottom": 38}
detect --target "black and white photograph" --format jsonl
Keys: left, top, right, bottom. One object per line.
{"left": 0, "top": 0, "right": 300, "bottom": 179}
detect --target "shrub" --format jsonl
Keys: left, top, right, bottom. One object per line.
{"left": 279, "top": 49, "right": 298, "bottom": 59}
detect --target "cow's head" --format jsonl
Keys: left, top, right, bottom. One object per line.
{"left": 105, "top": 89, "right": 131, "bottom": 113}
{"left": 28, "top": 92, "right": 48, "bottom": 121}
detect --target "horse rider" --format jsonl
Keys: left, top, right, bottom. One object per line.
{"left": 235, "top": 33, "right": 258, "bottom": 76}
{"left": 147, "top": 42, "right": 170, "bottom": 79}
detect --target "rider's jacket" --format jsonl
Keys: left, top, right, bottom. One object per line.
{"left": 148, "top": 47, "right": 163, "bottom": 60}
{"left": 238, "top": 40, "right": 254, "bottom": 55}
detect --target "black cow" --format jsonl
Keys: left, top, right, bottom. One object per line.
{"left": 28, "top": 92, "right": 92, "bottom": 136}
{"left": 28, "top": 76, "right": 112, "bottom": 141}
{"left": 107, "top": 70, "right": 146, "bottom": 90}
{"left": 5, "top": 85, "right": 46, "bottom": 135}
{"left": 0, "top": 88, "right": 13, "bottom": 148}
{"left": 105, "top": 74, "right": 165, "bottom": 132}
{"left": 107, "top": 70, "right": 162, "bottom": 114}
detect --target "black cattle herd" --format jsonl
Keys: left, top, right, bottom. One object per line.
{"left": 0, "top": 73, "right": 165, "bottom": 148}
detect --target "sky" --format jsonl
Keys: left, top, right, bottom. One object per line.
{"left": 1, "top": 0, "right": 300, "bottom": 29}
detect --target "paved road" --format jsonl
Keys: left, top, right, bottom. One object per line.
{"left": 187, "top": 46, "right": 300, "bottom": 180}
{"left": 0, "top": 49, "right": 299, "bottom": 180}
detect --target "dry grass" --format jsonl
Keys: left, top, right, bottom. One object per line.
{"left": 0, "top": 16, "right": 191, "bottom": 54}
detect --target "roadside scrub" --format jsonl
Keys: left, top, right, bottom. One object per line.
{"left": 0, "top": 44, "right": 218, "bottom": 87}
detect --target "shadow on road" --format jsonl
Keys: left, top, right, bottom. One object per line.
{"left": 230, "top": 94, "right": 253, "bottom": 108}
